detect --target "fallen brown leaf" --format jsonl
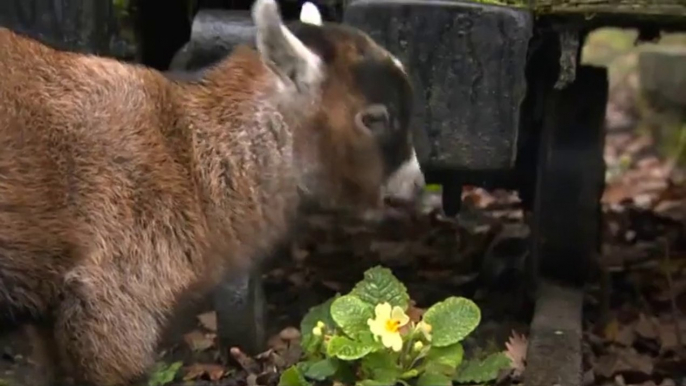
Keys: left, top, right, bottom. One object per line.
{"left": 183, "top": 363, "right": 226, "bottom": 382}
{"left": 230, "top": 347, "right": 260, "bottom": 373}
{"left": 246, "top": 373, "right": 259, "bottom": 386}
{"left": 183, "top": 330, "right": 215, "bottom": 352}
{"left": 659, "top": 379, "right": 676, "bottom": 386}
{"left": 505, "top": 330, "right": 528, "bottom": 377}
{"left": 619, "top": 348, "right": 653, "bottom": 375}
{"left": 594, "top": 352, "right": 625, "bottom": 378}
{"left": 267, "top": 334, "right": 287, "bottom": 352}
{"left": 635, "top": 314, "right": 658, "bottom": 340}
{"left": 603, "top": 318, "right": 637, "bottom": 346}
{"left": 615, "top": 324, "right": 637, "bottom": 347}
{"left": 279, "top": 327, "right": 301, "bottom": 342}
{"left": 406, "top": 301, "right": 425, "bottom": 322}
{"left": 197, "top": 311, "right": 217, "bottom": 332}
{"left": 634, "top": 382, "right": 657, "bottom": 386}
{"left": 594, "top": 347, "right": 653, "bottom": 378}
{"left": 657, "top": 320, "right": 686, "bottom": 352}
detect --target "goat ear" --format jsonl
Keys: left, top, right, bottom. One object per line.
{"left": 252, "top": 0, "right": 323, "bottom": 91}
{"left": 354, "top": 104, "right": 392, "bottom": 137}
{"left": 299, "top": 2, "right": 323, "bottom": 26}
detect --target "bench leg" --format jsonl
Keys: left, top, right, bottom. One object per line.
{"left": 530, "top": 64, "right": 607, "bottom": 287}
{"left": 526, "top": 64, "right": 608, "bottom": 386}
{"left": 442, "top": 179, "right": 463, "bottom": 217}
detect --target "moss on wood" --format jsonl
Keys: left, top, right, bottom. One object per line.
{"left": 533, "top": 0, "right": 686, "bottom": 16}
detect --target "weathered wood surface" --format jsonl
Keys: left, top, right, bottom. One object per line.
{"left": 345, "top": 0, "right": 532, "bottom": 171}
{"left": 532, "top": 0, "right": 686, "bottom": 17}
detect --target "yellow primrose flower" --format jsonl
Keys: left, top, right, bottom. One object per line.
{"left": 367, "top": 302, "right": 410, "bottom": 352}
{"left": 417, "top": 320, "right": 432, "bottom": 341}
{"left": 312, "top": 320, "right": 326, "bottom": 336}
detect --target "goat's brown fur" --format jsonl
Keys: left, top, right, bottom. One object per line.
{"left": 0, "top": 5, "right": 418, "bottom": 385}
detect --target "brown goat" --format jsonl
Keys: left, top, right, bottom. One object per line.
{"left": 0, "top": 0, "right": 424, "bottom": 384}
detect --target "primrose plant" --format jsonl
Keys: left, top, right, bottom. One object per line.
{"left": 279, "top": 266, "right": 512, "bottom": 386}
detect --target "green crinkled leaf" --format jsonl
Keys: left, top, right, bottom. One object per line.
{"left": 301, "top": 358, "right": 339, "bottom": 381}
{"left": 350, "top": 266, "right": 410, "bottom": 310}
{"left": 360, "top": 352, "right": 401, "bottom": 386}
{"left": 400, "top": 369, "right": 419, "bottom": 379}
{"left": 357, "top": 381, "right": 397, "bottom": 386}
{"left": 453, "top": 352, "right": 512, "bottom": 384}
{"left": 423, "top": 297, "right": 481, "bottom": 347}
{"left": 426, "top": 343, "right": 465, "bottom": 371}
{"left": 357, "top": 380, "right": 398, "bottom": 386}
{"left": 147, "top": 361, "right": 182, "bottom": 386}
{"left": 417, "top": 370, "right": 453, "bottom": 386}
{"left": 300, "top": 296, "right": 338, "bottom": 354}
{"left": 330, "top": 295, "right": 375, "bottom": 339}
{"left": 279, "top": 366, "right": 313, "bottom": 386}
{"left": 326, "top": 335, "right": 374, "bottom": 360}
{"left": 424, "top": 362, "right": 458, "bottom": 378}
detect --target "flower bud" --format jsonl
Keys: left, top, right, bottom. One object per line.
{"left": 419, "top": 321, "right": 432, "bottom": 333}
{"left": 312, "top": 326, "right": 323, "bottom": 336}
{"left": 413, "top": 341, "right": 424, "bottom": 352}
{"left": 417, "top": 321, "right": 432, "bottom": 341}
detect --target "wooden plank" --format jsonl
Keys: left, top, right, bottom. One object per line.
{"left": 526, "top": 281, "right": 585, "bottom": 386}
{"left": 532, "top": 0, "right": 686, "bottom": 17}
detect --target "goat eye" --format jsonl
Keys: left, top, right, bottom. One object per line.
{"left": 355, "top": 104, "right": 390, "bottom": 136}
{"left": 365, "top": 104, "right": 389, "bottom": 121}
{"left": 362, "top": 111, "right": 387, "bottom": 127}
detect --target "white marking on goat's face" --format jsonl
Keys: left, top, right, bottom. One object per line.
{"left": 300, "top": 2, "right": 323, "bottom": 26}
{"left": 382, "top": 148, "right": 425, "bottom": 202}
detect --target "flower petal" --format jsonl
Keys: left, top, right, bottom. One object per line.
{"left": 380, "top": 331, "right": 394, "bottom": 349}
{"left": 375, "top": 302, "right": 392, "bottom": 319}
{"left": 368, "top": 319, "right": 386, "bottom": 338}
{"left": 391, "top": 306, "right": 410, "bottom": 326}
{"left": 390, "top": 334, "right": 403, "bottom": 352}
